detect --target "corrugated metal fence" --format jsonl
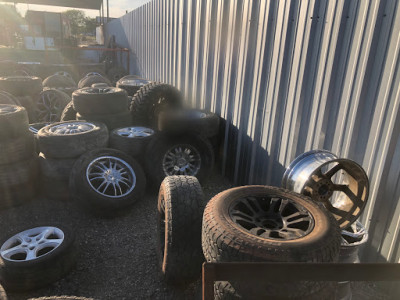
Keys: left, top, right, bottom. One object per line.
{"left": 106, "top": 0, "right": 400, "bottom": 262}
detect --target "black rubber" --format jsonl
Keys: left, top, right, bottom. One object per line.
{"left": 0, "top": 105, "right": 29, "bottom": 139}
{"left": 202, "top": 185, "right": 342, "bottom": 299}
{"left": 41, "top": 176, "right": 70, "bottom": 202}
{"left": 130, "top": 82, "right": 183, "bottom": 127}
{"left": 38, "top": 153, "right": 76, "bottom": 181}
{"left": 60, "top": 101, "right": 77, "bottom": 121}
{"left": 77, "top": 74, "right": 111, "bottom": 89}
{"left": 0, "top": 224, "right": 77, "bottom": 291}
{"left": 109, "top": 127, "right": 155, "bottom": 157}
{"left": 0, "top": 76, "right": 42, "bottom": 96}
{"left": 43, "top": 74, "right": 76, "bottom": 88}
{"left": 76, "top": 111, "right": 133, "bottom": 131}
{"left": 157, "top": 176, "right": 205, "bottom": 284}
{"left": 15, "top": 95, "right": 37, "bottom": 123}
{"left": 145, "top": 133, "right": 214, "bottom": 186}
{"left": 69, "top": 148, "right": 146, "bottom": 216}
{"left": 0, "top": 60, "right": 16, "bottom": 76}
{"left": 158, "top": 109, "right": 220, "bottom": 137}
{"left": 116, "top": 76, "right": 152, "bottom": 96}
{"left": 37, "top": 121, "right": 109, "bottom": 159}
{"left": 0, "top": 91, "right": 20, "bottom": 105}
{"left": 0, "top": 180, "right": 36, "bottom": 210}
{"left": 72, "top": 87, "right": 128, "bottom": 115}
{"left": 35, "top": 89, "right": 71, "bottom": 122}
{"left": 0, "top": 132, "right": 35, "bottom": 165}
{"left": 0, "top": 283, "right": 6, "bottom": 300}
{"left": 0, "top": 157, "right": 38, "bottom": 187}
{"left": 29, "top": 297, "right": 96, "bottom": 300}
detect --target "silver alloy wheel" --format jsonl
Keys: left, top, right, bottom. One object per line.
{"left": 120, "top": 78, "right": 149, "bottom": 86}
{"left": 82, "top": 87, "right": 112, "bottom": 94}
{"left": 54, "top": 71, "right": 73, "bottom": 80}
{"left": 86, "top": 156, "right": 136, "bottom": 198}
{"left": 341, "top": 221, "right": 368, "bottom": 246}
{"left": 162, "top": 144, "right": 201, "bottom": 176}
{"left": 85, "top": 72, "right": 102, "bottom": 78}
{"left": 282, "top": 150, "right": 369, "bottom": 229}
{"left": 229, "top": 195, "right": 315, "bottom": 240}
{"left": 116, "top": 127, "right": 154, "bottom": 138}
{"left": 0, "top": 105, "right": 17, "bottom": 114}
{"left": 49, "top": 122, "right": 95, "bottom": 135}
{"left": 0, "top": 227, "right": 64, "bottom": 262}
{"left": 35, "top": 90, "right": 65, "bottom": 122}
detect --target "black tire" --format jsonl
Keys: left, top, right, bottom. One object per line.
{"left": 202, "top": 186, "right": 342, "bottom": 299}
{"left": 130, "top": 82, "right": 183, "bottom": 127}
{"left": 0, "top": 157, "right": 38, "bottom": 187}
{"left": 43, "top": 74, "right": 76, "bottom": 88}
{"left": 157, "top": 176, "right": 204, "bottom": 284}
{"left": 30, "top": 123, "right": 52, "bottom": 153}
{"left": 37, "top": 121, "right": 109, "bottom": 159}
{"left": 60, "top": 101, "right": 77, "bottom": 121}
{"left": 0, "top": 224, "right": 77, "bottom": 291}
{"left": 116, "top": 76, "right": 152, "bottom": 96}
{"left": 29, "top": 297, "right": 96, "bottom": 300}
{"left": 15, "top": 95, "right": 37, "bottom": 122}
{"left": 38, "top": 153, "right": 75, "bottom": 180}
{"left": 158, "top": 109, "right": 220, "bottom": 138}
{"left": 41, "top": 176, "right": 70, "bottom": 202}
{"left": 0, "top": 91, "right": 20, "bottom": 105}
{"left": 69, "top": 148, "right": 146, "bottom": 216}
{"left": 0, "top": 180, "right": 36, "bottom": 210}
{"left": 109, "top": 126, "right": 155, "bottom": 157}
{"left": 35, "top": 89, "right": 71, "bottom": 122}
{"left": 0, "top": 132, "right": 35, "bottom": 165}
{"left": 76, "top": 111, "right": 132, "bottom": 131}
{"left": 0, "top": 284, "right": 6, "bottom": 300}
{"left": 0, "top": 105, "right": 29, "bottom": 139}
{"left": 0, "top": 60, "right": 16, "bottom": 77}
{"left": 77, "top": 74, "right": 111, "bottom": 89}
{"left": 145, "top": 133, "right": 214, "bottom": 186}
{"left": 0, "top": 76, "right": 42, "bottom": 97}
{"left": 72, "top": 87, "right": 128, "bottom": 115}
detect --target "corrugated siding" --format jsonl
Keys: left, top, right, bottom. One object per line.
{"left": 106, "top": 0, "right": 400, "bottom": 262}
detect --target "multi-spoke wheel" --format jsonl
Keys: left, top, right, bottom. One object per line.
{"left": 282, "top": 150, "right": 369, "bottom": 229}
{"left": 35, "top": 89, "right": 70, "bottom": 122}
{"left": 162, "top": 144, "right": 201, "bottom": 176}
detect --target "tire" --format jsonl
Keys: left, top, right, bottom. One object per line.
{"left": 77, "top": 74, "right": 111, "bottom": 89}
{"left": 41, "top": 176, "right": 70, "bottom": 202}
{"left": 29, "top": 297, "right": 96, "bottom": 300}
{"left": 145, "top": 133, "right": 214, "bottom": 186}
{"left": 0, "top": 91, "right": 20, "bottom": 105}
{"left": 15, "top": 95, "right": 37, "bottom": 122}
{"left": 157, "top": 176, "right": 205, "bottom": 284}
{"left": 109, "top": 126, "right": 155, "bottom": 157}
{"left": 76, "top": 111, "right": 132, "bottom": 131}
{"left": 0, "top": 60, "right": 16, "bottom": 76}
{"left": 130, "top": 82, "right": 183, "bottom": 127}
{"left": 38, "top": 153, "right": 75, "bottom": 180}
{"left": 0, "top": 76, "right": 42, "bottom": 97}
{"left": 72, "top": 87, "right": 128, "bottom": 115}
{"left": 37, "top": 121, "right": 109, "bottom": 159}
{"left": 43, "top": 74, "right": 76, "bottom": 88}
{"left": 0, "top": 180, "right": 36, "bottom": 210}
{"left": 35, "top": 89, "right": 71, "bottom": 122}
{"left": 158, "top": 109, "right": 220, "bottom": 138}
{"left": 0, "top": 105, "right": 29, "bottom": 139}
{"left": 106, "top": 66, "right": 128, "bottom": 84}
{"left": 30, "top": 123, "right": 52, "bottom": 153}
{"left": 202, "top": 186, "right": 342, "bottom": 299}
{"left": 91, "top": 83, "right": 110, "bottom": 88}
{"left": 0, "top": 284, "right": 6, "bottom": 300}
{"left": 0, "top": 157, "right": 38, "bottom": 187}
{"left": 116, "top": 76, "right": 152, "bottom": 97}
{"left": 60, "top": 101, "right": 77, "bottom": 121}
{"left": 0, "top": 132, "right": 35, "bottom": 165}
{"left": 69, "top": 148, "right": 146, "bottom": 216}
{"left": 0, "top": 224, "right": 77, "bottom": 291}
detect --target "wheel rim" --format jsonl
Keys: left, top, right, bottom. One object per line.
{"left": 82, "top": 87, "right": 112, "bottom": 94}
{"left": 0, "top": 105, "right": 17, "bottom": 114}
{"left": 341, "top": 221, "right": 368, "bottom": 246}
{"left": 282, "top": 150, "right": 369, "bottom": 229}
{"left": 29, "top": 123, "right": 51, "bottom": 134}
{"left": 116, "top": 127, "right": 154, "bottom": 138}
{"left": 0, "top": 227, "right": 64, "bottom": 262}
{"left": 85, "top": 72, "right": 102, "bottom": 78}
{"left": 35, "top": 90, "right": 66, "bottom": 122}
{"left": 229, "top": 195, "right": 314, "bottom": 240}
{"left": 86, "top": 156, "right": 136, "bottom": 198}
{"left": 49, "top": 122, "right": 95, "bottom": 134}
{"left": 120, "top": 78, "right": 149, "bottom": 86}
{"left": 54, "top": 71, "right": 73, "bottom": 80}
{"left": 162, "top": 144, "right": 201, "bottom": 176}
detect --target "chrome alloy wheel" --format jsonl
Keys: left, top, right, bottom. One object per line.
{"left": 35, "top": 90, "right": 66, "bottom": 122}
{"left": 49, "top": 122, "right": 95, "bottom": 135}
{"left": 162, "top": 144, "right": 201, "bottom": 176}
{"left": 0, "top": 105, "right": 17, "bottom": 114}
{"left": 116, "top": 127, "right": 154, "bottom": 138}
{"left": 86, "top": 156, "right": 136, "bottom": 198}
{"left": 229, "top": 195, "right": 314, "bottom": 240}
{"left": 0, "top": 227, "right": 64, "bottom": 262}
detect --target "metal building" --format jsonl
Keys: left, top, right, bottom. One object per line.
{"left": 105, "top": 0, "right": 400, "bottom": 262}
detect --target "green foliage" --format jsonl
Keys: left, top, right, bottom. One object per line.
{"left": 63, "top": 9, "right": 96, "bottom": 36}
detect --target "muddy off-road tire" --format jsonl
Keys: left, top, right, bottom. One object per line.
{"left": 37, "top": 121, "right": 109, "bottom": 159}
{"left": 157, "top": 176, "right": 205, "bottom": 284}
{"left": 0, "top": 224, "right": 77, "bottom": 291}
{"left": 202, "top": 185, "right": 341, "bottom": 299}
{"left": 116, "top": 76, "right": 151, "bottom": 97}
{"left": 35, "top": 89, "right": 71, "bottom": 123}
{"left": 145, "top": 133, "right": 214, "bottom": 186}
{"left": 0, "top": 91, "right": 20, "bottom": 105}
{"left": 110, "top": 126, "right": 155, "bottom": 157}
{"left": 0, "top": 283, "right": 6, "bottom": 300}
{"left": 60, "top": 101, "right": 77, "bottom": 121}
{"left": 0, "top": 132, "right": 35, "bottom": 165}
{"left": 78, "top": 74, "right": 111, "bottom": 89}
{"left": 130, "top": 82, "right": 182, "bottom": 127}
{"left": 0, "top": 76, "right": 42, "bottom": 97}
{"left": 0, "top": 105, "right": 29, "bottom": 139}
{"left": 76, "top": 111, "right": 132, "bottom": 131}
{"left": 72, "top": 87, "right": 128, "bottom": 115}
{"left": 70, "top": 148, "right": 146, "bottom": 216}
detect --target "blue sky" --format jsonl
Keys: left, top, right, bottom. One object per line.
{"left": 12, "top": 0, "right": 150, "bottom": 18}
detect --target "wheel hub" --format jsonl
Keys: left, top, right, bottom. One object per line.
{"left": 50, "top": 122, "right": 95, "bottom": 135}
{"left": 162, "top": 145, "right": 201, "bottom": 176}
{"left": 117, "top": 127, "right": 154, "bottom": 138}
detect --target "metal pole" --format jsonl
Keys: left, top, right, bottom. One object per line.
{"left": 107, "top": 0, "right": 109, "bottom": 23}
{"left": 101, "top": 0, "right": 104, "bottom": 25}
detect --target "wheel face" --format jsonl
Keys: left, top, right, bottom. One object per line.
{"left": 35, "top": 90, "right": 67, "bottom": 122}
{"left": 86, "top": 156, "right": 136, "bottom": 198}
{"left": 116, "top": 126, "right": 154, "bottom": 138}
{"left": 80, "top": 87, "right": 113, "bottom": 94}
{"left": 119, "top": 78, "right": 150, "bottom": 86}
{"left": 0, "top": 105, "right": 17, "bottom": 114}
{"left": 162, "top": 144, "right": 201, "bottom": 176}
{"left": 0, "top": 227, "right": 64, "bottom": 262}
{"left": 229, "top": 195, "right": 315, "bottom": 240}
{"left": 49, "top": 122, "right": 95, "bottom": 135}
{"left": 282, "top": 150, "right": 369, "bottom": 229}
{"left": 54, "top": 71, "right": 73, "bottom": 80}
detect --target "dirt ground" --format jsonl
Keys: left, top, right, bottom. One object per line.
{"left": 0, "top": 170, "right": 392, "bottom": 300}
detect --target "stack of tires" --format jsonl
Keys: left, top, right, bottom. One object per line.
{"left": 0, "top": 76, "right": 43, "bottom": 122}
{"left": 0, "top": 105, "right": 38, "bottom": 209}
{"left": 42, "top": 73, "right": 77, "bottom": 96}
{"left": 73, "top": 87, "right": 132, "bottom": 130}
{"left": 36, "top": 121, "right": 109, "bottom": 200}
{"left": 77, "top": 73, "right": 111, "bottom": 89}
{"left": 116, "top": 75, "right": 151, "bottom": 96}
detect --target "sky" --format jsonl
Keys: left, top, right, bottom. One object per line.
{"left": 4, "top": 0, "right": 150, "bottom": 18}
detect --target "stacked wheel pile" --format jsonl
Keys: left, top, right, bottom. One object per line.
{"left": 42, "top": 72, "right": 77, "bottom": 96}
{"left": 77, "top": 72, "right": 111, "bottom": 89}
{"left": 0, "top": 105, "right": 38, "bottom": 209}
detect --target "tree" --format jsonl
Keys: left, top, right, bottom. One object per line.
{"left": 84, "top": 17, "right": 97, "bottom": 35}
{"left": 63, "top": 9, "right": 86, "bottom": 36}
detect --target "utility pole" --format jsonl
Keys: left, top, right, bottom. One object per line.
{"left": 107, "top": 0, "right": 109, "bottom": 23}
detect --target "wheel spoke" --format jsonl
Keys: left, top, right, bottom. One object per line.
{"left": 325, "top": 164, "right": 342, "bottom": 178}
